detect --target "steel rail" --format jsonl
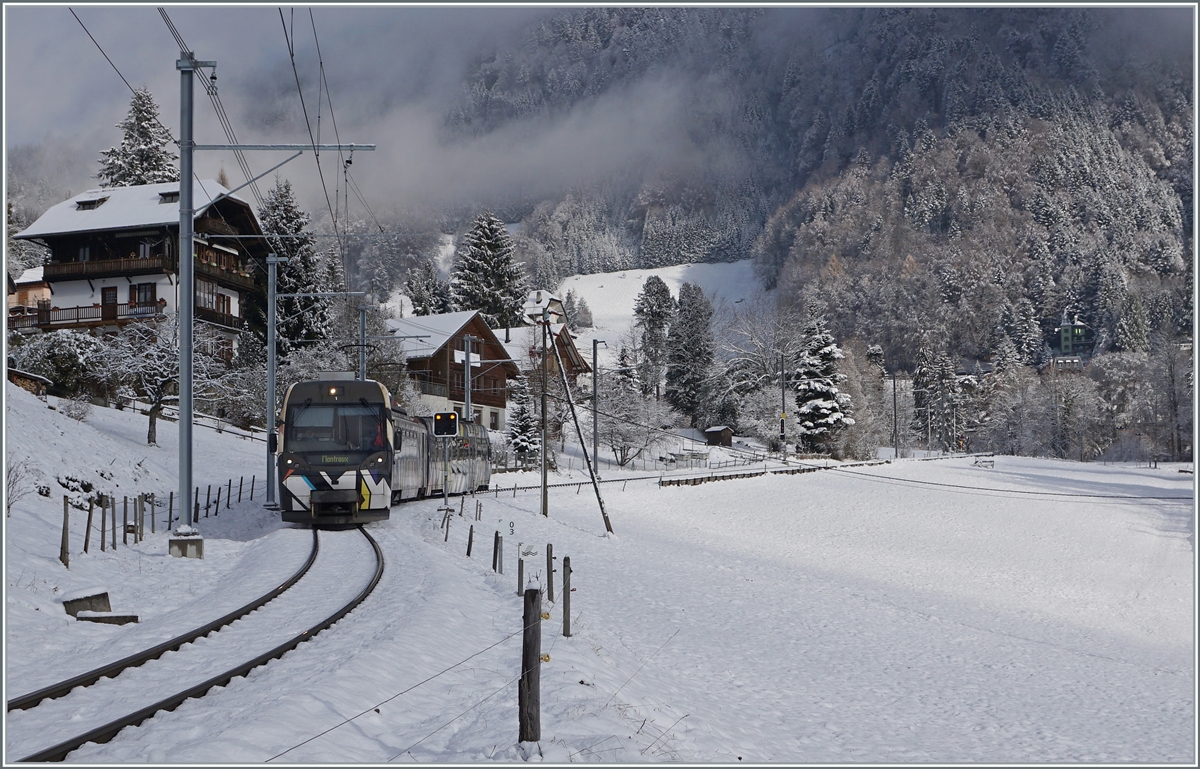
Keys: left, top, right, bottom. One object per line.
{"left": 7, "top": 528, "right": 321, "bottom": 713}
{"left": 18, "top": 526, "right": 384, "bottom": 763}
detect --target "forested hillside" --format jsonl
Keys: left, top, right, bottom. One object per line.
{"left": 439, "top": 6, "right": 1191, "bottom": 366}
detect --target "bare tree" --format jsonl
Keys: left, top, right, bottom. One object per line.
{"left": 5, "top": 454, "right": 34, "bottom": 517}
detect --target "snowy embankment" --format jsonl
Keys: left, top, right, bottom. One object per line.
{"left": 4, "top": 382, "right": 1195, "bottom": 763}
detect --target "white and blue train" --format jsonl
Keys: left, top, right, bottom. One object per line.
{"left": 276, "top": 376, "right": 492, "bottom": 525}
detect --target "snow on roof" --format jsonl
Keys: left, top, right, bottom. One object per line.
{"left": 384, "top": 310, "right": 480, "bottom": 359}
{"left": 14, "top": 180, "right": 244, "bottom": 240}
{"left": 14, "top": 266, "right": 44, "bottom": 284}
{"left": 705, "top": 425, "right": 732, "bottom": 432}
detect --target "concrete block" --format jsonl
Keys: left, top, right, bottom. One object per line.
{"left": 62, "top": 591, "right": 111, "bottom": 617}
{"left": 169, "top": 537, "right": 204, "bottom": 559}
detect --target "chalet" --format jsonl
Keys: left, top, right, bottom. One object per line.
{"left": 1053, "top": 315, "right": 1094, "bottom": 358}
{"left": 9, "top": 180, "right": 265, "bottom": 356}
{"left": 499, "top": 322, "right": 592, "bottom": 388}
{"left": 7, "top": 265, "right": 53, "bottom": 314}
{"left": 385, "top": 310, "right": 520, "bottom": 430}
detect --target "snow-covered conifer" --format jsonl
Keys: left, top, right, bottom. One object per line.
{"left": 632, "top": 275, "right": 675, "bottom": 398}
{"left": 258, "top": 179, "right": 335, "bottom": 355}
{"left": 562, "top": 289, "right": 593, "bottom": 330}
{"left": 506, "top": 374, "right": 540, "bottom": 466}
{"left": 405, "top": 259, "right": 453, "bottom": 316}
{"left": 449, "top": 212, "right": 528, "bottom": 328}
{"left": 793, "top": 309, "right": 854, "bottom": 453}
{"left": 96, "top": 88, "right": 179, "bottom": 188}
{"left": 664, "top": 282, "right": 714, "bottom": 426}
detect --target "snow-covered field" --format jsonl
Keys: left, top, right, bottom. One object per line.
{"left": 3, "top": 381, "right": 1195, "bottom": 763}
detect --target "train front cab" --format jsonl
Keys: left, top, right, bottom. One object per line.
{"left": 277, "top": 378, "right": 394, "bottom": 526}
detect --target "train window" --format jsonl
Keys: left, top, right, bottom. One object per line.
{"left": 285, "top": 403, "right": 386, "bottom": 453}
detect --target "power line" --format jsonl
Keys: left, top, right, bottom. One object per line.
{"left": 69, "top": 8, "right": 135, "bottom": 94}
{"left": 279, "top": 7, "right": 344, "bottom": 273}
{"left": 826, "top": 465, "right": 1193, "bottom": 501}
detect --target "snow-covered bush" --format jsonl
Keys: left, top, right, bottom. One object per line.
{"left": 61, "top": 394, "right": 93, "bottom": 422}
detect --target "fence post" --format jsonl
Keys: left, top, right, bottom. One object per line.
{"left": 100, "top": 496, "right": 107, "bottom": 552}
{"left": 84, "top": 499, "right": 94, "bottom": 554}
{"left": 194, "top": 499, "right": 200, "bottom": 525}
{"left": 492, "top": 531, "right": 500, "bottom": 571}
{"left": 238, "top": 476, "right": 244, "bottom": 503}
{"left": 205, "top": 485, "right": 212, "bottom": 518}
{"left": 137, "top": 495, "right": 143, "bottom": 542}
{"left": 519, "top": 588, "right": 542, "bottom": 743}
{"left": 498, "top": 535, "right": 504, "bottom": 574}
{"left": 250, "top": 475, "right": 255, "bottom": 501}
{"left": 215, "top": 486, "right": 222, "bottom": 516}
{"left": 517, "top": 556, "right": 524, "bottom": 596}
{"left": 546, "top": 543, "right": 554, "bottom": 603}
{"left": 168, "top": 490, "right": 173, "bottom": 529}
{"left": 123, "top": 497, "right": 129, "bottom": 545}
{"left": 110, "top": 497, "right": 116, "bottom": 550}
{"left": 150, "top": 493, "right": 155, "bottom": 535}
{"left": 60, "top": 496, "right": 70, "bottom": 569}
{"left": 563, "top": 556, "right": 572, "bottom": 637}
{"left": 444, "top": 516, "right": 451, "bottom": 542}
{"left": 227, "top": 478, "right": 232, "bottom": 509}
{"left": 467, "top": 525, "right": 474, "bottom": 557}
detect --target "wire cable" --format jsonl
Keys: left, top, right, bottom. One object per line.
{"left": 826, "top": 465, "right": 1194, "bottom": 500}
{"left": 69, "top": 8, "right": 135, "bottom": 94}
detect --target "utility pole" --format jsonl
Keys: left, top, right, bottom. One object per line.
{"left": 592, "top": 338, "right": 605, "bottom": 479}
{"left": 176, "top": 50, "right": 214, "bottom": 529}
{"left": 358, "top": 303, "right": 367, "bottom": 381}
{"left": 540, "top": 308, "right": 549, "bottom": 518}
{"left": 265, "top": 253, "right": 286, "bottom": 506}
{"left": 892, "top": 370, "right": 899, "bottom": 460}
{"left": 463, "top": 335, "right": 475, "bottom": 421}
{"left": 780, "top": 353, "right": 786, "bottom": 458}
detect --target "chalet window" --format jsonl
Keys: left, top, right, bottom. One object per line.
{"left": 196, "top": 278, "right": 219, "bottom": 311}
{"left": 76, "top": 197, "right": 108, "bottom": 211}
{"left": 490, "top": 411, "right": 500, "bottom": 430}
{"left": 78, "top": 246, "right": 91, "bottom": 262}
{"left": 138, "top": 242, "right": 152, "bottom": 259}
{"left": 452, "top": 372, "right": 464, "bottom": 391}
{"left": 129, "top": 283, "right": 157, "bottom": 311}
{"left": 159, "top": 192, "right": 179, "bottom": 204}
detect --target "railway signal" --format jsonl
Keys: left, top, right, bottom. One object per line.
{"left": 433, "top": 411, "right": 459, "bottom": 436}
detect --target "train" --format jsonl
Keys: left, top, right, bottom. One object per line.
{"left": 276, "top": 375, "right": 492, "bottom": 525}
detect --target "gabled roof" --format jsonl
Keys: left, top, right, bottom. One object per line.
{"left": 385, "top": 310, "right": 484, "bottom": 359}
{"left": 496, "top": 323, "right": 590, "bottom": 374}
{"left": 14, "top": 180, "right": 245, "bottom": 240}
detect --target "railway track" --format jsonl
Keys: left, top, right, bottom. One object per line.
{"left": 8, "top": 526, "right": 384, "bottom": 763}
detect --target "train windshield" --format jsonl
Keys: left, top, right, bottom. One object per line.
{"left": 285, "top": 403, "right": 386, "bottom": 454}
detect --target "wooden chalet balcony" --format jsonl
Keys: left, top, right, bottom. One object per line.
{"left": 44, "top": 257, "right": 170, "bottom": 280}
{"left": 414, "top": 378, "right": 448, "bottom": 398}
{"left": 196, "top": 260, "right": 256, "bottom": 290}
{"left": 8, "top": 302, "right": 165, "bottom": 330}
{"left": 195, "top": 217, "right": 237, "bottom": 236}
{"left": 196, "top": 306, "right": 242, "bottom": 330}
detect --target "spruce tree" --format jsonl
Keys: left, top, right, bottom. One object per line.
{"left": 664, "top": 282, "right": 714, "bottom": 426}
{"left": 793, "top": 309, "right": 854, "bottom": 453}
{"left": 506, "top": 374, "right": 540, "bottom": 467}
{"left": 405, "top": 259, "right": 453, "bottom": 316}
{"left": 96, "top": 88, "right": 179, "bottom": 188}
{"left": 632, "top": 275, "right": 675, "bottom": 398}
{"left": 449, "top": 212, "right": 528, "bottom": 328}
{"left": 258, "top": 178, "right": 335, "bottom": 356}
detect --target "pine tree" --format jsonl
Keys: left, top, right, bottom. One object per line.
{"left": 793, "top": 309, "right": 854, "bottom": 453}
{"left": 96, "top": 88, "right": 179, "bottom": 188}
{"left": 562, "top": 289, "right": 593, "bottom": 330}
{"left": 6, "top": 198, "right": 48, "bottom": 280}
{"left": 405, "top": 259, "right": 453, "bottom": 316}
{"left": 632, "top": 275, "right": 675, "bottom": 398}
{"left": 449, "top": 212, "right": 528, "bottom": 328}
{"left": 258, "top": 178, "right": 335, "bottom": 356}
{"left": 664, "top": 282, "right": 714, "bottom": 426}
{"left": 506, "top": 374, "right": 540, "bottom": 466}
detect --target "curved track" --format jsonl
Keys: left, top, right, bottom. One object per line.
{"left": 7, "top": 529, "right": 321, "bottom": 713}
{"left": 13, "top": 526, "right": 385, "bottom": 763}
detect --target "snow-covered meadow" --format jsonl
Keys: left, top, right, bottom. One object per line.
{"left": 3, "top": 381, "right": 1194, "bottom": 763}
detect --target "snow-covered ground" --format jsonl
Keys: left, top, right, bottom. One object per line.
{"left": 559, "top": 259, "right": 759, "bottom": 366}
{"left": 3, "top": 382, "right": 1195, "bottom": 763}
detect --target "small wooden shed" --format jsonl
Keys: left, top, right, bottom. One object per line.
{"left": 7, "top": 367, "right": 52, "bottom": 397}
{"left": 704, "top": 425, "right": 733, "bottom": 447}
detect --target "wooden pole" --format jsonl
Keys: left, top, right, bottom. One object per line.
{"left": 519, "top": 588, "right": 542, "bottom": 742}
{"left": 238, "top": 476, "right": 244, "bottom": 503}
{"left": 563, "top": 556, "right": 572, "bottom": 637}
{"left": 227, "top": 478, "right": 232, "bottom": 509}
{"left": 59, "top": 496, "right": 70, "bottom": 569}
{"left": 546, "top": 543, "right": 554, "bottom": 603}
{"left": 168, "top": 490, "right": 173, "bottom": 529}
{"left": 150, "top": 493, "right": 155, "bottom": 535}
{"left": 517, "top": 557, "right": 524, "bottom": 596}
{"left": 497, "top": 535, "right": 503, "bottom": 574}
{"left": 100, "top": 496, "right": 107, "bottom": 552}
{"left": 250, "top": 475, "right": 255, "bottom": 501}
{"left": 467, "top": 525, "right": 474, "bottom": 557}
{"left": 84, "top": 499, "right": 94, "bottom": 553}
{"left": 492, "top": 531, "right": 500, "bottom": 572}
{"left": 110, "top": 497, "right": 116, "bottom": 550}
{"left": 444, "top": 516, "right": 450, "bottom": 542}
{"left": 123, "top": 496, "right": 129, "bottom": 545}
{"left": 215, "top": 486, "right": 222, "bottom": 516}
{"left": 194, "top": 487, "right": 199, "bottom": 523}
{"left": 205, "top": 484, "right": 211, "bottom": 518}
